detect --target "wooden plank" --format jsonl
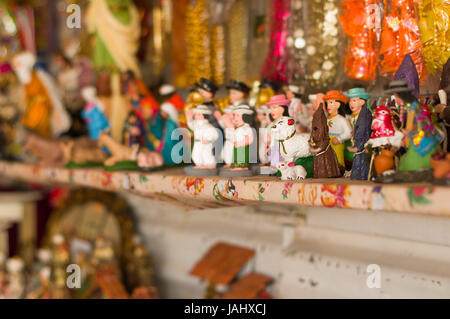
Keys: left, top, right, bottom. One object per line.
{"left": 222, "top": 273, "right": 273, "bottom": 299}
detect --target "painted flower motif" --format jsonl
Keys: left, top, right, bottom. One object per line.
{"left": 282, "top": 183, "right": 294, "bottom": 200}
{"left": 186, "top": 178, "right": 205, "bottom": 196}
{"left": 321, "top": 184, "right": 351, "bottom": 208}
{"left": 408, "top": 187, "right": 433, "bottom": 206}
{"left": 101, "top": 172, "right": 112, "bottom": 188}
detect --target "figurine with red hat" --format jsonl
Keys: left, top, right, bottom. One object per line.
{"left": 323, "top": 90, "right": 353, "bottom": 171}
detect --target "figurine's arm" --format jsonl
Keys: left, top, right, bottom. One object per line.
{"left": 337, "top": 117, "right": 353, "bottom": 143}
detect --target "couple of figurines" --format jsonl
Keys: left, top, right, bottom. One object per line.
{"left": 185, "top": 78, "right": 256, "bottom": 177}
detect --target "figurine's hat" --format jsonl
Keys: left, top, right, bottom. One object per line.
{"left": 233, "top": 105, "right": 254, "bottom": 115}
{"left": 222, "top": 105, "right": 235, "bottom": 114}
{"left": 383, "top": 80, "right": 413, "bottom": 96}
{"left": 256, "top": 105, "right": 270, "bottom": 114}
{"left": 345, "top": 88, "right": 371, "bottom": 100}
{"left": 323, "top": 90, "right": 350, "bottom": 103}
{"left": 393, "top": 54, "right": 420, "bottom": 98}
{"left": 259, "top": 78, "right": 280, "bottom": 91}
{"left": 194, "top": 78, "right": 218, "bottom": 93}
{"left": 193, "top": 104, "right": 213, "bottom": 115}
{"left": 226, "top": 80, "right": 251, "bottom": 94}
{"left": 266, "top": 94, "right": 291, "bottom": 107}
{"left": 159, "top": 84, "right": 176, "bottom": 96}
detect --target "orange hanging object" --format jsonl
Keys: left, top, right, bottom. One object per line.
{"left": 380, "top": 0, "right": 427, "bottom": 82}
{"left": 339, "top": 0, "right": 383, "bottom": 81}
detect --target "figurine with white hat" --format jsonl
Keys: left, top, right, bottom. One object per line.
{"left": 185, "top": 105, "right": 220, "bottom": 176}
{"left": 220, "top": 105, "right": 255, "bottom": 177}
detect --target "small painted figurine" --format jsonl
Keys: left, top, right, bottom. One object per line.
{"left": 266, "top": 95, "right": 291, "bottom": 169}
{"left": 387, "top": 81, "right": 442, "bottom": 171}
{"left": 256, "top": 105, "right": 270, "bottom": 165}
{"left": 81, "top": 86, "right": 110, "bottom": 141}
{"left": 215, "top": 106, "right": 235, "bottom": 167}
{"left": 194, "top": 78, "right": 221, "bottom": 129}
{"left": 123, "top": 110, "right": 145, "bottom": 147}
{"left": 323, "top": 90, "right": 352, "bottom": 170}
{"left": 11, "top": 52, "right": 71, "bottom": 138}
{"left": 186, "top": 105, "right": 220, "bottom": 169}
{"left": 285, "top": 85, "right": 312, "bottom": 133}
{"left": 5, "top": 257, "right": 25, "bottom": 299}
{"left": 159, "top": 84, "right": 185, "bottom": 125}
{"left": 348, "top": 103, "right": 373, "bottom": 180}
{"left": 345, "top": 88, "right": 372, "bottom": 169}
{"left": 366, "top": 104, "right": 404, "bottom": 149}
{"left": 231, "top": 105, "right": 255, "bottom": 170}
{"left": 158, "top": 102, "right": 183, "bottom": 165}
{"left": 310, "top": 105, "right": 342, "bottom": 178}
{"left": 227, "top": 80, "right": 251, "bottom": 107}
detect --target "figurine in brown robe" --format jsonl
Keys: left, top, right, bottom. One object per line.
{"left": 309, "top": 105, "right": 342, "bottom": 178}
{"left": 22, "top": 132, "right": 66, "bottom": 167}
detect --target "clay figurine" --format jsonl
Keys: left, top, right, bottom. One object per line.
{"left": 277, "top": 162, "right": 307, "bottom": 180}
{"left": 263, "top": 94, "right": 291, "bottom": 175}
{"left": 98, "top": 130, "right": 162, "bottom": 170}
{"left": 348, "top": 102, "right": 373, "bottom": 180}
{"left": 157, "top": 101, "right": 183, "bottom": 166}
{"left": 220, "top": 106, "right": 255, "bottom": 177}
{"left": 387, "top": 81, "right": 442, "bottom": 171}
{"left": 60, "top": 138, "right": 107, "bottom": 168}
{"left": 285, "top": 85, "right": 312, "bottom": 133}
{"left": 256, "top": 105, "right": 271, "bottom": 165}
{"left": 185, "top": 105, "right": 220, "bottom": 176}
{"left": 11, "top": 52, "right": 71, "bottom": 138}
{"left": 226, "top": 80, "right": 251, "bottom": 107}
{"left": 22, "top": 132, "right": 66, "bottom": 167}
{"left": 81, "top": 86, "right": 110, "bottom": 141}
{"left": 123, "top": 110, "right": 145, "bottom": 147}
{"left": 323, "top": 90, "right": 352, "bottom": 172}
{"left": 215, "top": 106, "right": 236, "bottom": 167}
{"left": 5, "top": 257, "right": 25, "bottom": 299}
{"left": 309, "top": 105, "right": 342, "bottom": 178}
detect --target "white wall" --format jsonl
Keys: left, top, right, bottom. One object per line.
{"left": 125, "top": 194, "right": 450, "bottom": 299}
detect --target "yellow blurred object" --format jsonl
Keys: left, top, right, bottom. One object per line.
{"left": 214, "top": 97, "right": 230, "bottom": 112}
{"left": 419, "top": 0, "right": 450, "bottom": 74}
{"left": 256, "top": 88, "right": 275, "bottom": 107}
{"left": 184, "top": 91, "right": 204, "bottom": 112}
{"left": 23, "top": 73, "right": 52, "bottom": 138}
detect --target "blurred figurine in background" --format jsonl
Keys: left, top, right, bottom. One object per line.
{"left": 227, "top": 80, "right": 251, "bottom": 107}
{"left": 387, "top": 81, "right": 442, "bottom": 171}
{"left": 157, "top": 101, "right": 183, "bottom": 165}
{"left": 81, "top": 86, "right": 110, "bottom": 141}
{"left": 194, "top": 78, "right": 220, "bottom": 129}
{"left": 123, "top": 110, "right": 145, "bottom": 147}
{"left": 215, "top": 106, "right": 235, "bottom": 168}
{"left": 285, "top": 85, "right": 312, "bottom": 133}
{"left": 256, "top": 105, "right": 271, "bottom": 165}
{"left": 323, "top": 90, "right": 352, "bottom": 172}
{"left": 11, "top": 52, "right": 71, "bottom": 138}
{"left": 159, "top": 84, "right": 185, "bottom": 126}
{"left": 5, "top": 257, "right": 25, "bottom": 299}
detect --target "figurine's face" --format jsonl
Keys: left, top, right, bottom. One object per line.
{"left": 393, "top": 93, "right": 404, "bottom": 106}
{"left": 270, "top": 105, "right": 285, "bottom": 121}
{"left": 194, "top": 112, "right": 205, "bottom": 121}
{"left": 349, "top": 97, "right": 365, "bottom": 114}
{"left": 285, "top": 90, "right": 295, "bottom": 100}
{"left": 326, "top": 100, "right": 340, "bottom": 116}
{"left": 233, "top": 113, "right": 244, "bottom": 126}
{"left": 198, "top": 88, "right": 214, "bottom": 102}
{"left": 229, "top": 89, "right": 245, "bottom": 104}
{"left": 257, "top": 112, "right": 267, "bottom": 123}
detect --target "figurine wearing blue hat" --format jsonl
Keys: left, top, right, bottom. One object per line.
{"left": 345, "top": 88, "right": 372, "bottom": 172}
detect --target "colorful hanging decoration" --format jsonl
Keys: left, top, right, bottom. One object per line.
{"left": 185, "top": 0, "right": 211, "bottom": 85}
{"left": 303, "top": 0, "right": 340, "bottom": 90}
{"left": 261, "top": 0, "right": 291, "bottom": 84}
{"left": 380, "top": 0, "right": 427, "bottom": 82}
{"left": 418, "top": 0, "right": 450, "bottom": 75}
{"left": 339, "top": 0, "right": 383, "bottom": 81}
{"left": 227, "top": 0, "right": 247, "bottom": 81}
{"left": 171, "top": 0, "right": 189, "bottom": 87}
{"left": 286, "top": 0, "right": 306, "bottom": 87}
{"left": 209, "top": 0, "right": 234, "bottom": 85}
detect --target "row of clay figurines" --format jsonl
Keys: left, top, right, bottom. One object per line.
{"left": 184, "top": 77, "right": 446, "bottom": 181}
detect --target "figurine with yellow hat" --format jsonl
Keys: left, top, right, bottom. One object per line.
{"left": 323, "top": 90, "right": 353, "bottom": 171}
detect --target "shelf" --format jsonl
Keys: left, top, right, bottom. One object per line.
{"left": 0, "top": 160, "right": 449, "bottom": 215}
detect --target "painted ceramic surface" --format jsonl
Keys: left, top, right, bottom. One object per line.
{"left": 0, "top": 161, "right": 449, "bottom": 215}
